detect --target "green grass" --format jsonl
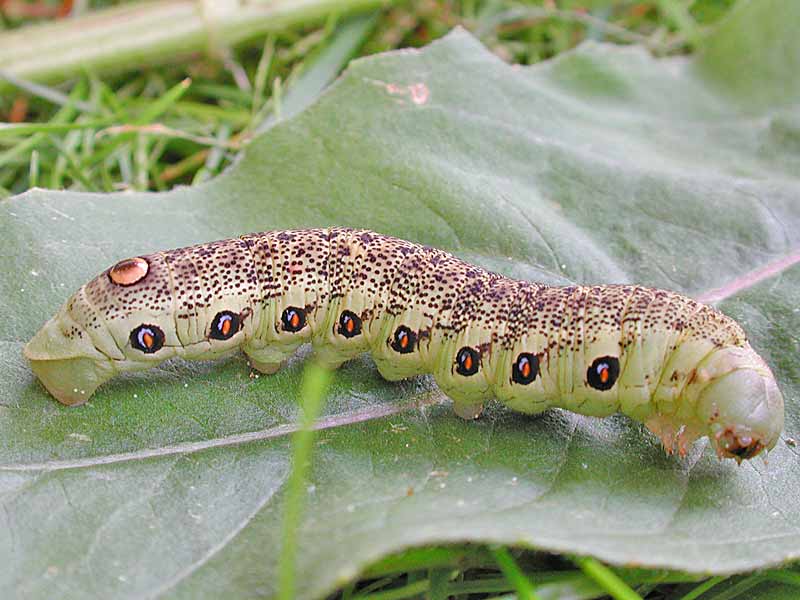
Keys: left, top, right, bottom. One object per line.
{"left": 5, "top": 1, "right": 800, "bottom": 599}
{"left": 0, "top": 0, "right": 737, "bottom": 197}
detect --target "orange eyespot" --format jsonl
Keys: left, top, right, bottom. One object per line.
{"left": 338, "top": 310, "right": 362, "bottom": 339}
{"left": 109, "top": 256, "right": 149, "bottom": 286}
{"left": 130, "top": 324, "right": 165, "bottom": 354}
{"left": 456, "top": 346, "right": 480, "bottom": 377}
{"left": 512, "top": 353, "right": 539, "bottom": 385}
{"left": 587, "top": 356, "right": 619, "bottom": 391}
{"left": 142, "top": 331, "right": 154, "bottom": 349}
{"left": 391, "top": 326, "right": 416, "bottom": 354}
{"left": 521, "top": 361, "right": 531, "bottom": 378}
{"left": 281, "top": 307, "right": 306, "bottom": 333}
{"left": 210, "top": 311, "right": 241, "bottom": 341}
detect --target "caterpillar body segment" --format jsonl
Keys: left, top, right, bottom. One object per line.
{"left": 24, "top": 228, "right": 784, "bottom": 462}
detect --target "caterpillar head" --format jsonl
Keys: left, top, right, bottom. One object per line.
{"left": 24, "top": 307, "right": 118, "bottom": 406}
{"left": 24, "top": 254, "right": 180, "bottom": 405}
{"left": 694, "top": 344, "right": 784, "bottom": 462}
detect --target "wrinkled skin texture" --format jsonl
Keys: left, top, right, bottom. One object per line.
{"left": 25, "top": 228, "right": 784, "bottom": 462}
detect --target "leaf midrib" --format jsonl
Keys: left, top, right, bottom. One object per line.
{"left": 0, "top": 391, "right": 447, "bottom": 472}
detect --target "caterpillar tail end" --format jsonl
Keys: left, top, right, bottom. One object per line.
{"left": 696, "top": 344, "right": 784, "bottom": 463}
{"left": 23, "top": 314, "right": 115, "bottom": 406}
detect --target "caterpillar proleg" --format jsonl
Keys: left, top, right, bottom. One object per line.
{"left": 24, "top": 228, "right": 784, "bottom": 462}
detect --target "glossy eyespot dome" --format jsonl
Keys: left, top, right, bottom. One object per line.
{"left": 108, "top": 257, "right": 149, "bottom": 286}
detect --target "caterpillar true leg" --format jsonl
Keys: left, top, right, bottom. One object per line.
{"left": 24, "top": 228, "right": 784, "bottom": 462}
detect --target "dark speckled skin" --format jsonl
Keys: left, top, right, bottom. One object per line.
{"left": 25, "top": 228, "right": 784, "bottom": 461}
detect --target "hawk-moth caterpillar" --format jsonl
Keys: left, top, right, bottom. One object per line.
{"left": 24, "top": 228, "right": 784, "bottom": 462}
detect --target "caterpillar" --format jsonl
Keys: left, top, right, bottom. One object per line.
{"left": 24, "top": 228, "right": 784, "bottom": 462}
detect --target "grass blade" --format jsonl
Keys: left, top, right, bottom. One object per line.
{"left": 574, "top": 556, "right": 642, "bottom": 600}
{"left": 491, "top": 547, "right": 541, "bottom": 600}
{"left": 256, "top": 11, "right": 379, "bottom": 133}
{"left": 277, "top": 362, "right": 333, "bottom": 600}
{"left": 679, "top": 576, "right": 728, "bottom": 600}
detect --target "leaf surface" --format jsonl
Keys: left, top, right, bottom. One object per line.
{"left": 2, "top": 5, "right": 800, "bottom": 598}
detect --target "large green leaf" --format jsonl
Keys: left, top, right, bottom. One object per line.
{"left": 2, "top": 3, "right": 800, "bottom": 598}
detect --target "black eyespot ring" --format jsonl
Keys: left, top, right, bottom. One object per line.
{"left": 281, "top": 306, "right": 306, "bottom": 333}
{"left": 455, "top": 346, "right": 480, "bottom": 377}
{"left": 338, "top": 310, "right": 362, "bottom": 338}
{"left": 210, "top": 311, "right": 241, "bottom": 341}
{"left": 391, "top": 325, "right": 416, "bottom": 354}
{"left": 512, "top": 352, "right": 539, "bottom": 385}
{"left": 130, "top": 324, "right": 165, "bottom": 354}
{"left": 587, "top": 356, "right": 620, "bottom": 391}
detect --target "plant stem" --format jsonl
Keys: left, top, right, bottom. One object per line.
{"left": 0, "top": 0, "right": 392, "bottom": 88}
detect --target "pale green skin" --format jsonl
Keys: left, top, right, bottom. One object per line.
{"left": 24, "top": 228, "right": 784, "bottom": 462}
